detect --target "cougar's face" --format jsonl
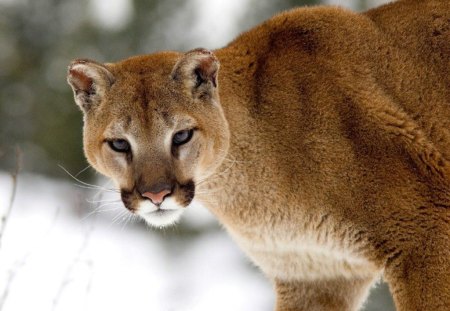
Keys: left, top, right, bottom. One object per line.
{"left": 68, "top": 50, "right": 229, "bottom": 227}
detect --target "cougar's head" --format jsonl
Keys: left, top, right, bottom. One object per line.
{"left": 67, "top": 49, "right": 230, "bottom": 227}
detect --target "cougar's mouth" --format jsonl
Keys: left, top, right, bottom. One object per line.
{"left": 120, "top": 180, "right": 196, "bottom": 227}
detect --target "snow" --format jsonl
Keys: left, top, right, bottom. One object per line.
{"left": 0, "top": 172, "right": 274, "bottom": 311}
{"left": 165, "top": 0, "right": 252, "bottom": 49}
{"left": 88, "top": 0, "right": 134, "bottom": 31}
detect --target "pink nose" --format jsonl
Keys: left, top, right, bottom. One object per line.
{"left": 142, "top": 189, "right": 172, "bottom": 205}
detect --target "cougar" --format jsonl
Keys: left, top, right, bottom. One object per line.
{"left": 67, "top": 0, "right": 450, "bottom": 310}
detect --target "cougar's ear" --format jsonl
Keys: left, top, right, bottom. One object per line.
{"left": 171, "top": 48, "right": 219, "bottom": 99}
{"left": 67, "top": 59, "right": 115, "bottom": 112}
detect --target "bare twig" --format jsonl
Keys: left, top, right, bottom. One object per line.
{"left": 51, "top": 195, "right": 96, "bottom": 311}
{"left": 0, "top": 204, "right": 61, "bottom": 311}
{"left": 0, "top": 147, "right": 22, "bottom": 252}
{"left": 51, "top": 227, "right": 95, "bottom": 311}
{"left": 0, "top": 251, "right": 30, "bottom": 311}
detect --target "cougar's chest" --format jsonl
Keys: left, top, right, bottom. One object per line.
{"left": 201, "top": 173, "right": 378, "bottom": 281}
{"left": 225, "top": 223, "right": 378, "bottom": 282}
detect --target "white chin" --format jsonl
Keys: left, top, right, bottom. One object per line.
{"left": 136, "top": 198, "right": 184, "bottom": 228}
{"left": 140, "top": 209, "right": 184, "bottom": 228}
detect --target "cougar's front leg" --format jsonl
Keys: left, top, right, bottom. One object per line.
{"left": 274, "top": 277, "right": 376, "bottom": 311}
{"left": 384, "top": 231, "right": 450, "bottom": 311}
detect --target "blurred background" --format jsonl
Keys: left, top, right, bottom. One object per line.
{"left": 0, "top": 0, "right": 396, "bottom": 310}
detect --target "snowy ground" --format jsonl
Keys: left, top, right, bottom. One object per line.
{"left": 0, "top": 172, "right": 273, "bottom": 311}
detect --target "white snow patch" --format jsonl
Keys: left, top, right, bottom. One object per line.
{"left": 0, "top": 172, "right": 273, "bottom": 311}
{"left": 88, "top": 0, "right": 134, "bottom": 31}
{"left": 154, "top": 0, "right": 252, "bottom": 50}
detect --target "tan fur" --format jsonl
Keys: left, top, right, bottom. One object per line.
{"left": 67, "top": 0, "right": 450, "bottom": 310}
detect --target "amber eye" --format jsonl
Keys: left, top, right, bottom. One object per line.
{"left": 172, "top": 129, "right": 194, "bottom": 146}
{"left": 108, "top": 139, "right": 130, "bottom": 153}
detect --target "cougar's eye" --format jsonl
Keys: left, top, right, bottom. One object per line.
{"left": 108, "top": 139, "right": 130, "bottom": 153}
{"left": 172, "top": 129, "right": 194, "bottom": 146}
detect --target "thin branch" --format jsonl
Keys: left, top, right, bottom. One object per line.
{"left": 51, "top": 196, "right": 96, "bottom": 311}
{"left": 0, "top": 204, "right": 61, "bottom": 311}
{"left": 0, "top": 147, "right": 22, "bottom": 253}
{"left": 0, "top": 252, "right": 29, "bottom": 311}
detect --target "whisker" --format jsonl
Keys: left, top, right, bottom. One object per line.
{"left": 82, "top": 203, "right": 123, "bottom": 221}
{"left": 59, "top": 164, "right": 119, "bottom": 193}
{"left": 90, "top": 180, "right": 120, "bottom": 201}
{"left": 86, "top": 198, "right": 122, "bottom": 204}
{"left": 73, "top": 184, "right": 119, "bottom": 193}
{"left": 95, "top": 201, "right": 123, "bottom": 210}
{"left": 196, "top": 158, "right": 237, "bottom": 187}
{"left": 120, "top": 213, "right": 138, "bottom": 231}
{"left": 74, "top": 164, "right": 92, "bottom": 178}
{"left": 111, "top": 209, "right": 129, "bottom": 226}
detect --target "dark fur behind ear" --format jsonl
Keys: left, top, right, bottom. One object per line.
{"left": 171, "top": 48, "right": 220, "bottom": 99}
{"left": 67, "top": 59, "right": 115, "bottom": 112}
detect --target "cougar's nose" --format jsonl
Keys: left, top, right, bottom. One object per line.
{"left": 140, "top": 182, "right": 173, "bottom": 205}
